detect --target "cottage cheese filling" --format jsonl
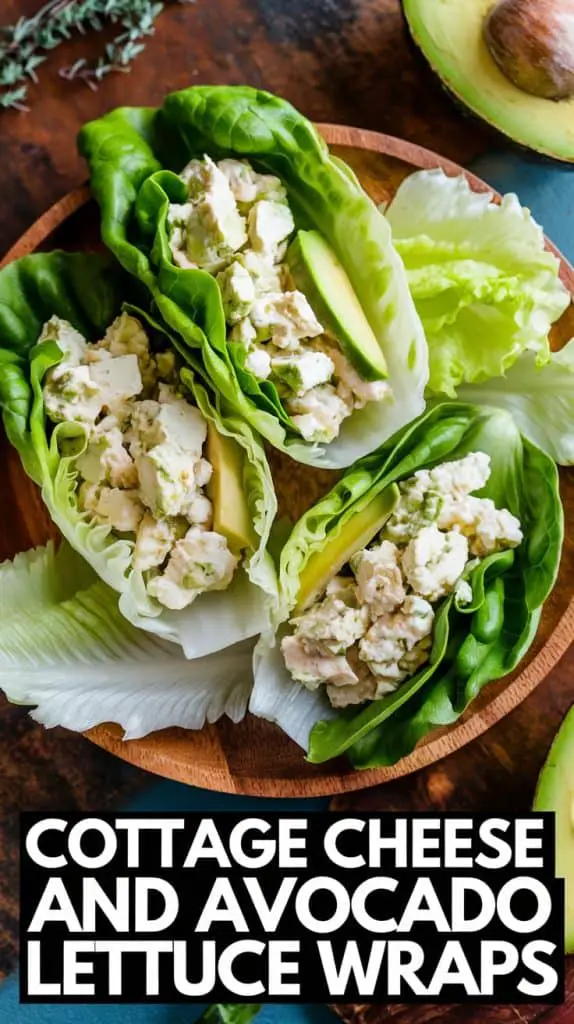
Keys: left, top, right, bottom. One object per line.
{"left": 167, "top": 155, "right": 391, "bottom": 444}
{"left": 41, "top": 313, "right": 239, "bottom": 611}
{"left": 281, "top": 453, "right": 523, "bottom": 708}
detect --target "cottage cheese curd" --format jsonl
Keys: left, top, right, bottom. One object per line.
{"left": 168, "top": 155, "right": 392, "bottom": 444}
{"left": 281, "top": 453, "right": 523, "bottom": 708}
{"left": 41, "top": 313, "right": 240, "bottom": 611}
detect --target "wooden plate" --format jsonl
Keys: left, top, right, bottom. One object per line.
{"left": 2, "top": 125, "right": 574, "bottom": 797}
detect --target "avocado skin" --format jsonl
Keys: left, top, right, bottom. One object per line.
{"left": 401, "top": 0, "right": 574, "bottom": 164}
{"left": 533, "top": 704, "right": 574, "bottom": 953}
{"left": 400, "top": 6, "right": 501, "bottom": 152}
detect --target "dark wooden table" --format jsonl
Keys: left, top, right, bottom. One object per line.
{"left": 1, "top": 1, "right": 573, "bottom": 1018}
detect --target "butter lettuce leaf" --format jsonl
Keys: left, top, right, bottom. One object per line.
{"left": 79, "top": 85, "right": 428, "bottom": 468}
{"left": 0, "top": 543, "right": 253, "bottom": 737}
{"left": 0, "top": 251, "right": 278, "bottom": 659}
{"left": 456, "top": 340, "right": 574, "bottom": 466}
{"left": 385, "top": 169, "right": 570, "bottom": 397}
{"left": 250, "top": 404, "right": 563, "bottom": 765}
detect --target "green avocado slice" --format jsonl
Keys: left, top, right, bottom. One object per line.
{"left": 402, "top": 0, "right": 574, "bottom": 162}
{"left": 533, "top": 705, "right": 574, "bottom": 953}
{"left": 286, "top": 229, "right": 388, "bottom": 381}
{"left": 206, "top": 422, "right": 257, "bottom": 556}
{"left": 294, "top": 483, "right": 400, "bottom": 613}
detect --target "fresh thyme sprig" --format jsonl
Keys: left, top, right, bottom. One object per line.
{"left": 59, "top": 0, "right": 164, "bottom": 91}
{"left": 0, "top": 0, "right": 192, "bottom": 110}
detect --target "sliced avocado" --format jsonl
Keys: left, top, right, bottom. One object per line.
{"left": 286, "top": 230, "right": 388, "bottom": 382}
{"left": 206, "top": 422, "right": 257, "bottom": 555}
{"left": 402, "top": 0, "right": 574, "bottom": 163}
{"left": 533, "top": 705, "right": 574, "bottom": 953}
{"left": 294, "top": 483, "right": 400, "bottom": 613}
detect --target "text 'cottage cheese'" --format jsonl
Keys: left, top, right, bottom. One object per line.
{"left": 41, "top": 313, "right": 240, "bottom": 611}
{"left": 281, "top": 453, "right": 523, "bottom": 708}
{"left": 167, "top": 155, "right": 391, "bottom": 443}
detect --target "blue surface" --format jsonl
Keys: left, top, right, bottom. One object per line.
{"left": 0, "top": 984, "right": 335, "bottom": 1024}
{"left": 471, "top": 150, "right": 574, "bottom": 259}
{"left": 4, "top": 147, "right": 574, "bottom": 1022}
{"left": 4, "top": 781, "right": 328, "bottom": 1021}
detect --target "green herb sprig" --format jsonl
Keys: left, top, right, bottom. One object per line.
{"left": 0, "top": 0, "right": 193, "bottom": 110}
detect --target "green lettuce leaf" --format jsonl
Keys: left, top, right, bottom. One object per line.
{"left": 0, "top": 251, "right": 278, "bottom": 659}
{"left": 0, "top": 542, "right": 254, "bottom": 737}
{"left": 250, "top": 403, "right": 563, "bottom": 766}
{"left": 78, "top": 85, "right": 429, "bottom": 468}
{"left": 384, "top": 169, "right": 570, "bottom": 397}
{"left": 455, "top": 340, "right": 574, "bottom": 466}
{"left": 201, "top": 1007, "right": 261, "bottom": 1024}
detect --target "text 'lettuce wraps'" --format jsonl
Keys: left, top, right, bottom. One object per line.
{"left": 0, "top": 251, "right": 278, "bottom": 659}
{"left": 78, "top": 85, "right": 428, "bottom": 468}
{"left": 250, "top": 404, "right": 563, "bottom": 767}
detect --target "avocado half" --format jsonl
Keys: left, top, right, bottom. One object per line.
{"left": 402, "top": 0, "right": 574, "bottom": 163}
{"left": 533, "top": 705, "right": 574, "bottom": 953}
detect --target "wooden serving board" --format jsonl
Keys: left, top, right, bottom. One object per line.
{"left": 2, "top": 125, "right": 574, "bottom": 797}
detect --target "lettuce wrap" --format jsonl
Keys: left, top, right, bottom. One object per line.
{"left": 250, "top": 403, "right": 563, "bottom": 767}
{"left": 78, "top": 85, "right": 428, "bottom": 468}
{"left": 0, "top": 251, "right": 279, "bottom": 659}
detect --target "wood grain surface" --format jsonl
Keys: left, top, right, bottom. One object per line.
{"left": 0, "top": 0, "right": 572, "bottom": 1010}
{"left": 331, "top": 968, "right": 574, "bottom": 1024}
{"left": 0, "top": 0, "right": 496, "bottom": 258}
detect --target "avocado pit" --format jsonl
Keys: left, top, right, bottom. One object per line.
{"left": 484, "top": 0, "right": 574, "bottom": 100}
